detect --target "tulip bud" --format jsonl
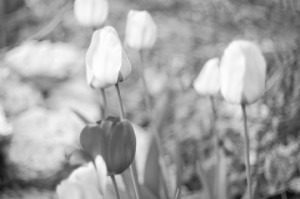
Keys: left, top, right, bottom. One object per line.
{"left": 86, "top": 26, "right": 132, "bottom": 89}
{"left": 73, "top": 0, "right": 109, "bottom": 28}
{"left": 125, "top": 10, "right": 157, "bottom": 50}
{"left": 193, "top": 57, "right": 220, "bottom": 96}
{"left": 80, "top": 116, "right": 136, "bottom": 175}
{"left": 220, "top": 40, "right": 266, "bottom": 104}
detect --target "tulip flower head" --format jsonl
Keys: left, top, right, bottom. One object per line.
{"left": 56, "top": 156, "right": 107, "bottom": 199}
{"left": 220, "top": 40, "right": 266, "bottom": 105}
{"left": 80, "top": 116, "right": 136, "bottom": 175}
{"left": 73, "top": 0, "right": 109, "bottom": 28}
{"left": 193, "top": 57, "right": 220, "bottom": 96}
{"left": 86, "top": 26, "right": 132, "bottom": 89}
{"left": 125, "top": 10, "right": 157, "bottom": 50}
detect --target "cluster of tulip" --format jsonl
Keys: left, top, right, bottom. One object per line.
{"left": 56, "top": 0, "right": 158, "bottom": 199}
{"left": 56, "top": 0, "right": 267, "bottom": 199}
{"left": 193, "top": 40, "right": 266, "bottom": 199}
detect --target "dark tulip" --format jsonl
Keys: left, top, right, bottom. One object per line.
{"left": 80, "top": 116, "right": 136, "bottom": 175}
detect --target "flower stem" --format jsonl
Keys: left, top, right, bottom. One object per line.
{"left": 139, "top": 50, "right": 170, "bottom": 199}
{"left": 100, "top": 88, "right": 107, "bottom": 118}
{"left": 241, "top": 104, "right": 252, "bottom": 199}
{"left": 139, "top": 50, "right": 151, "bottom": 115}
{"left": 210, "top": 96, "right": 220, "bottom": 199}
{"left": 115, "top": 83, "right": 141, "bottom": 199}
{"left": 115, "top": 83, "right": 125, "bottom": 119}
{"left": 111, "top": 175, "right": 121, "bottom": 199}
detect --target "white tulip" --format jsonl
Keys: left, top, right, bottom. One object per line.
{"left": 57, "top": 156, "right": 107, "bottom": 199}
{"left": 220, "top": 40, "right": 266, "bottom": 104}
{"left": 74, "top": 0, "right": 109, "bottom": 28}
{"left": 193, "top": 57, "right": 220, "bottom": 96}
{"left": 86, "top": 26, "right": 132, "bottom": 89}
{"left": 125, "top": 10, "right": 157, "bottom": 50}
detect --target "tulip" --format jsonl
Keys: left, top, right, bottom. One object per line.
{"left": 73, "top": 0, "right": 109, "bottom": 28}
{"left": 193, "top": 57, "right": 220, "bottom": 96}
{"left": 80, "top": 116, "right": 136, "bottom": 175}
{"left": 220, "top": 40, "right": 267, "bottom": 199}
{"left": 86, "top": 26, "right": 132, "bottom": 89}
{"left": 194, "top": 57, "right": 222, "bottom": 199}
{"left": 56, "top": 156, "right": 107, "bottom": 199}
{"left": 220, "top": 40, "right": 266, "bottom": 105}
{"left": 125, "top": 10, "right": 157, "bottom": 50}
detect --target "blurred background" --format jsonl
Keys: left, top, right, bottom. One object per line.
{"left": 1, "top": 0, "right": 300, "bottom": 198}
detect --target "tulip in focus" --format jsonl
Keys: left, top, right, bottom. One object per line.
{"left": 125, "top": 10, "right": 157, "bottom": 50}
{"left": 193, "top": 57, "right": 220, "bottom": 96}
{"left": 220, "top": 40, "right": 266, "bottom": 104}
{"left": 74, "top": 0, "right": 109, "bottom": 28}
{"left": 80, "top": 116, "right": 136, "bottom": 175}
{"left": 86, "top": 26, "right": 132, "bottom": 89}
{"left": 56, "top": 156, "right": 107, "bottom": 199}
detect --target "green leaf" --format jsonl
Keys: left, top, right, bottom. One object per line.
{"left": 71, "top": 108, "right": 91, "bottom": 124}
{"left": 143, "top": 132, "right": 160, "bottom": 197}
{"left": 133, "top": 124, "right": 160, "bottom": 198}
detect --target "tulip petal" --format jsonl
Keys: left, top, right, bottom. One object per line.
{"left": 68, "top": 159, "right": 107, "bottom": 199}
{"left": 57, "top": 181, "right": 83, "bottom": 199}
{"left": 74, "top": 0, "right": 109, "bottom": 27}
{"left": 220, "top": 40, "right": 266, "bottom": 104}
{"left": 125, "top": 10, "right": 157, "bottom": 49}
{"left": 143, "top": 12, "right": 157, "bottom": 48}
{"left": 241, "top": 42, "right": 266, "bottom": 104}
{"left": 80, "top": 124, "right": 103, "bottom": 158}
{"left": 86, "top": 27, "right": 130, "bottom": 88}
{"left": 193, "top": 57, "right": 220, "bottom": 96}
{"left": 95, "top": 155, "right": 108, "bottom": 195}
{"left": 220, "top": 45, "right": 245, "bottom": 103}
{"left": 108, "top": 120, "right": 136, "bottom": 175}
{"left": 119, "top": 48, "right": 132, "bottom": 82}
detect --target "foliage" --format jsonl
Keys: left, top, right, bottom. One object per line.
{"left": 1, "top": 0, "right": 300, "bottom": 199}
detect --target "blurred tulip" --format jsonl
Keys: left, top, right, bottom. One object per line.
{"left": 86, "top": 26, "right": 131, "bottom": 89}
{"left": 193, "top": 57, "right": 220, "bottom": 96}
{"left": 73, "top": 0, "right": 109, "bottom": 28}
{"left": 220, "top": 40, "right": 266, "bottom": 104}
{"left": 125, "top": 10, "right": 157, "bottom": 50}
{"left": 57, "top": 156, "right": 107, "bottom": 199}
{"left": 80, "top": 116, "right": 136, "bottom": 175}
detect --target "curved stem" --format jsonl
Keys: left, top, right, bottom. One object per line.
{"left": 241, "top": 104, "right": 252, "bottom": 199}
{"left": 115, "top": 83, "right": 141, "bottom": 199}
{"left": 100, "top": 88, "right": 107, "bottom": 118}
{"left": 111, "top": 175, "right": 121, "bottom": 199}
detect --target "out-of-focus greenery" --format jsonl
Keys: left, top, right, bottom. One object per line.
{"left": 1, "top": 0, "right": 300, "bottom": 198}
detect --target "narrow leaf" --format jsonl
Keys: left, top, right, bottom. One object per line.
{"left": 71, "top": 108, "right": 91, "bottom": 124}
{"left": 133, "top": 124, "right": 160, "bottom": 198}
